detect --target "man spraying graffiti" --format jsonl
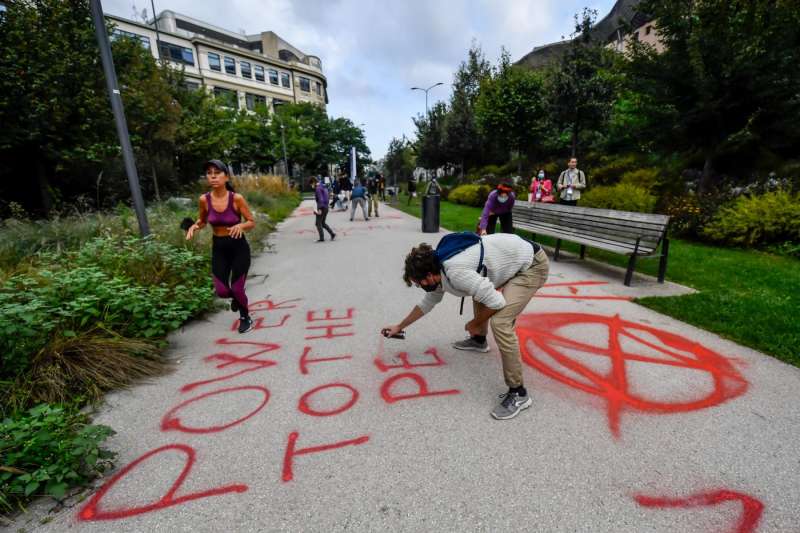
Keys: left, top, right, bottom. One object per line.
{"left": 381, "top": 232, "right": 549, "bottom": 420}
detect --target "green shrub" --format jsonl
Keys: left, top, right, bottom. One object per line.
{"left": 590, "top": 154, "right": 639, "bottom": 185}
{"left": 620, "top": 168, "right": 661, "bottom": 191}
{"left": 580, "top": 183, "right": 657, "bottom": 213}
{"left": 448, "top": 184, "right": 491, "bottom": 207}
{"left": 0, "top": 404, "right": 115, "bottom": 511}
{"left": 703, "top": 190, "right": 800, "bottom": 246}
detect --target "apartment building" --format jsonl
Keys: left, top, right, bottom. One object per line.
{"left": 108, "top": 10, "right": 327, "bottom": 113}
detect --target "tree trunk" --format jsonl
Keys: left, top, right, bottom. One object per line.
{"left": 699, "top": 151, "right": 715, "bottom": 193}
{"left": 151, "top": 161, "right": 161, "bottom": 202}
{"left": 35, "top": 157, "right": 52, "bottom": 216}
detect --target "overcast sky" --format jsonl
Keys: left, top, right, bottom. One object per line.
{"left": 103, "top": 0, "right": 615, "bottom": 159}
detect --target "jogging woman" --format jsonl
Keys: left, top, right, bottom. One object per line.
{"left": 185, "top": 160, "right": 256, "bottom": 333}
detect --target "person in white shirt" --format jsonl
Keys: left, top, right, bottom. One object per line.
{"left": 382, "top": 233, "right": 550, "bottom": 420}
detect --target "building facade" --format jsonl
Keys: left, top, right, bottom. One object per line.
{"left": 108, "top": 10, "right": 327, "bottom": 114}
{"left": 516, "top": 0, "right": 663, "bottom": 69}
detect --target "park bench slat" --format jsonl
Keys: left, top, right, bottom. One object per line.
{"left": 511, "top": 201, "right": 670, "bottom": 286}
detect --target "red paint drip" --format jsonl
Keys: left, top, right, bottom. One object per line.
{"left": 516, "top": 313, "right": 749, "bottom": 438}
{"left": 281, "top": 431, "right": 370, "bottom": 482}
{"left": 77, "top": 444, "right": 247, "bottom": 521}
{"left": 635, "top": 489, "right": 764, "bottom": 533}
{"left": 298, "top": 383, "right": 359, "bottom": 417}
{"left": 380, "top": 372, "right": 460, "bottom": 404}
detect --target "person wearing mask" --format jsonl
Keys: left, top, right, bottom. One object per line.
{"left": 367, "top": 176, "right": 380, "bottom": 217}
{"left": 381, "top": 233, "right": 550, "bottom": 420}
{"left": 310, "top": 176, "right": 336, "bottom": 242}
{"left": 350, "top": 179, "right": 370, "bottom": 221}
{"left": 478, "top": 183, "right": 516, "bottom": 235}
{"left": 185, "top": 160, "right": 256, "bottom": 334}
{"left": 557, "top": 158, "right": 586, "bottom": 206}
{"left": 530, "top": 170, "right": 554, "bottom": 203}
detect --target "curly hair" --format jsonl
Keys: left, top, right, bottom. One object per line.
{"left": 403, "top": 243, "right": 440, "bottom": 286}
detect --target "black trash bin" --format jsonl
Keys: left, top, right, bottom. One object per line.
{"left": 421, "top": 179, "right": 441, "bottom": 233}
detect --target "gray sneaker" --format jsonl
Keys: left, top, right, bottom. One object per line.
{"left": 491, "top": 391, "right": 533, "bottom": 420}
{"left": 452, "top": 337, "right": 490, "bottom": 353}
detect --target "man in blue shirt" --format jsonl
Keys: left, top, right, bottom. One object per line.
{"left": 350, "top": 179, "right": 369, "bottom": 221}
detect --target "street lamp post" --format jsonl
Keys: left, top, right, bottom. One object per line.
{"left": 279, "top": 123, "right": 288, "bottom": 177}
{"left": 411, "top": 82, "right": 443, "bottom": 184}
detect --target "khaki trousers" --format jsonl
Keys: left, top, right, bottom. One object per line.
{"left": 369, "top": 195, "right": 380, "bottom": 217}
{"left": 473, "top": 249, "right": 549, "bottom": 387}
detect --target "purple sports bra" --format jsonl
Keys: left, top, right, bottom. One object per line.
{"left": 206, "top": 192, "right": 241, "bottom": 227}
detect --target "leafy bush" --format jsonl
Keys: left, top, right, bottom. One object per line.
{"left": 1, "top": 264, "right": 211, "bottom": 379}
{"left": 448, "top": 184, "right": 491, "bottom": 207}
{"left": 580, "top": 183, "right": 657, "bottom": 213}
{"left": 232, "top": 174, "right": 294, "bottom": 197}
{"left": 0, "top": 404, "right": 115, "bottom": 512}
{"left": 703, "top": 190, "right": 800, "bottom": 246}
{"left": 620, "top": 167, "right": 661, "bottom": 191}
{"left": 589, "top": 154, "right": 639, "bottom": 185}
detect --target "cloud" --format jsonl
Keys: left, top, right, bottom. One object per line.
{"left": 104, "top": 0, "right": 616, "bottom": 158}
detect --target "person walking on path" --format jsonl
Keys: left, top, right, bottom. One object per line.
{"left": 310, "top": 176, "right": 336, "bottom": 242}
{"left": 478, "top": 183, "right": 516, "bottom": 235}
{"left": 382, "top": 233, "right": 549, "bottom": 420}
{"left": 350, "top": 179, "right": 370, "bottom": 221}
{"left": 557, "top": 158, "right": 586, "bottom": 206}
{"left": 340, "top": 174, "right": 353, "bottom": 202}
{"left": 185, "top": 160, "right": 256, "bottom": 334}
{"left": 367, "top": 176, "right": 380, "bottom": 218}
{"left": 530, "top": 170, "right": 554, "bottom": 203}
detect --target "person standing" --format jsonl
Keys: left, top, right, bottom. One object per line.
{"left": 478, "top": 183, "right": 516, "bottom": 235}
{"left": 350, "top": 179, "right": 369, "bottom": 221}
{"left": 185, "top": 160, "right": 256, "bottom": 334}
{"left": 340, "top": 174, "right": 353, "bottom": 202}
{"left": 310, "top": 176, "right": 336, "bottom": 242}
{"left": 530, "top": 170, "right": 554, "bottom": 203}
{"left": 556, "top": 158, "right": 586, "bottom": 206}
{"left": 382, "top": 233, "right": 550, "bottom": 420}
{"left": 367, "top": 175, "right": 380, "bottom": 218}
{"left": 407, "top": 178, "right": 417, "bottom": 205}
{"left": 378, "top": 174, "right": 387, "bottom": 201}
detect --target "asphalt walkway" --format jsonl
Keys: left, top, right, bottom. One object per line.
{"left": 31, "top": 200, "right": 800, "bottom": 532}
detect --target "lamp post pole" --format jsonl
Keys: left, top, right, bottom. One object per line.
{"left": 279, "top": 123, "right": 288, "bottom": 177}
{"left": 410, "top": 82, "right": 443, "bottom": 184}
{"left": 89, "top": 0, "right": 149, "bottom": 236}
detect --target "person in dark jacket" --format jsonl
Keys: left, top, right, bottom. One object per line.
{"left": 367, "top": 176, "right": 380, "bottom": 217}
{"left": 311, "top": 177, "right": 336, "bottom": 242}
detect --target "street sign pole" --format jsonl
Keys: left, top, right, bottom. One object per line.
{"left": 89, "top": 0, "right": 150, "bottom": 236}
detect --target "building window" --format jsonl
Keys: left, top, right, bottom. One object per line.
{"left": 314, "top": 81, "right": 322, "bottom": 95}
{"left": 268, "top": 69, "right": 279, "bottom": 85}
{"left": 281, "top": 72, "right": 290, "bottom": 88}
{"left": 245, "top": 93, "right": 267, "bottom": 111}
{"left": 213, "top": 87, "right": 238, "bottom": 109}
{"left": 208, "top": 52, "right": 221, "bottom": 71}
{"left": 111, "top": 28, "right": 151, "bottom": 50}
{"left": 183, "top": 80, "right": 201, "bottom": 91}
{"left": 299, "top": 77, "right": 310, "bottom": 92}
{"left": 645, "top": 25, "right": 652, "bottom": 35}
{"left": 254, "top": 65, "right": 265, "bottom": 82}
{"left": 224, "top": 56, "right": 236, "bottom": 75}
{"left": 272, "top": 98, "right": 287, "bottom": 111}
{"left": 159, "top": 41, "right": 194, "bottom": 66}
{"left": 240, "top": 61, "right": 252, "bottom": 79}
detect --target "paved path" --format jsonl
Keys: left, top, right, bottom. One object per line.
{"left": 31, "top": 201, "right": 800, "bottom": 532}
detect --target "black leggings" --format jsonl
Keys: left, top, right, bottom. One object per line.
{"left": 211, "top": 236, "right": 251, "bottom": 316}
{"left": 486, "top": 212, "right": 513, "bottom": 234}
{"left": 315, "top": 207, "right": 335, "bottom": 240}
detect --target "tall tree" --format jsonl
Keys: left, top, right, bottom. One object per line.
{"left": 413, "top": 101, "right": 449, "bottom": 171}
{"left": 546, "top": 9, "right": 617, "bottom": 158}
{"left": 443, "top": 41, "right": 492, "bottom": 176}
{"left": 475, "top": 49, "right": 547, "bottom": 169}
{"left": 627, "top": 0, "right": 800, "bottom": 190}
{"left": 383, "top": 136, "right": 415, "bottom": 184}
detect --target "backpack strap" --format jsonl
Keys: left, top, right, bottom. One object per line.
{"left": 458, "top": 238, "right": 487, "bottom": 316}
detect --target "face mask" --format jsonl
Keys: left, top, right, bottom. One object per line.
{"left": 420, "top": 282, "right": 439, "bottom": 293}
{"left": 498, "top": 195, "right": 509, "bottom": 203}
{"left": 538, "top": 173, "right": 544, "bottom": 179}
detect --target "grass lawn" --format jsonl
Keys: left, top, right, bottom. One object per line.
{"left": 391, "top": 195, "right": 800, "bottom": 368}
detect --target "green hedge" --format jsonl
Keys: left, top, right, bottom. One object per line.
{"left": 448, "top": 184, "right": 491, "bottom": 207}
{"left": 580, "top": 183, "right": 657, "bottom": 213}
{"left": 703, "top": 190, "right": 800, "bottom": 247}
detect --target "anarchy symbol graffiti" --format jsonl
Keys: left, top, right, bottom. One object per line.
{"left": 516, "top": 313, "right": 748, "bottom": 438}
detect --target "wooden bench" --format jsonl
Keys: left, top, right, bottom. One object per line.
{"left": 511, "top": 201, "right": 670, "bottom": 286}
